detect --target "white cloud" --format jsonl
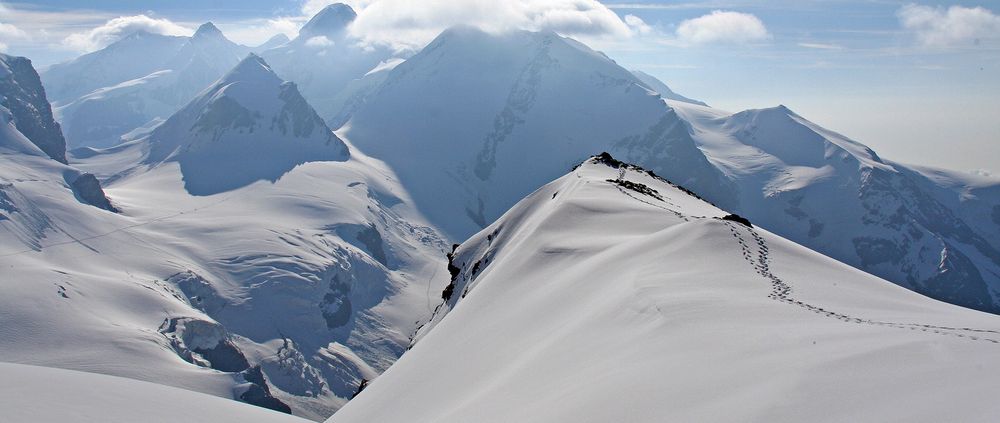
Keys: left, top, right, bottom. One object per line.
{"left": 62, "top": 15, "right": 192, "bottom": 52}
{"left": 675, "top": 10, "right": 769, "bottom": 45}
{"left": 624, "top": 14, "right": 652, "bottom": 35}
{"left": 345, "top": 0, "right": 638, "bottom": 53}
{"left": 898, "top": 4, "right": 1000, "bottom": 47}
{"left": 305, "top": 35, "right": 336, "bottom": 48}
{"left": 0, "top": 21, "right": 28, "bottom": 52}
{"left": 217, "top": 17, "right": 302, "bottom": 46}
{"left": 0, "top": 22, "right": 28, "bottom": 40}
{"left": 797, "top": 42, "right": 843, "bottom": 50}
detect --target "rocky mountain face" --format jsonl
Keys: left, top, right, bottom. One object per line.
{"left": 0, "top": 54, "right": 67, "bottom": 163}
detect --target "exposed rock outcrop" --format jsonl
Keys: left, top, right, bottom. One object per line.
{"left": 0, "top": 54, "right": 67, "bottom": 163}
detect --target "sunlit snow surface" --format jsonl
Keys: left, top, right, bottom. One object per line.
{"left": 331, "top": 158, "right": 1000, "bottom": 423}
{"left": 0, "top": 362, "right": 309, "bottom": 423}
{"left": 1, "top": 55, "right": 449, "bottom": 420}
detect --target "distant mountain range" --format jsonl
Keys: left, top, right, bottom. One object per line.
{"left": 2, "top": 3, "right": 999, "bottom": 421}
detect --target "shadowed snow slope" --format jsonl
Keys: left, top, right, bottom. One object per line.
{"left": 330, "top": 155, "right": 1000, "bottom": 423}
{"left": 0, "top": 362, "right": 309, "bottom": 423}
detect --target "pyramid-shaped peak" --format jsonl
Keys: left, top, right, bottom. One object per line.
{"left": 299, "top": 3, "right": 357, "bottom": 38}
{"left": 257, "top": 33, "right": 290, "bottom": 50}
{"left": 747, "top": 104, "right": 800, "bottom": 121}
{"left": 220, "top": 53, "right": 281, "bottom": 85}
{"left": 193, "top": 22, "right": 225, "bottom": 39}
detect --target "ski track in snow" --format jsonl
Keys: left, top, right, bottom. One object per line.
{"left": 612, "top": 182, "right": 1000, "bottom": 345}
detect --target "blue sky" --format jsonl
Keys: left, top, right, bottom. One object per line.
{"left": 1, "top": 0, "right": 998, "bottom": 173}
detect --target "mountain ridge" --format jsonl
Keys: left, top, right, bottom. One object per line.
{"left": 331, "top": 153, "right": 1000, "bottom": 423}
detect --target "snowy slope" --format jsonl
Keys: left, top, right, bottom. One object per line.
{"left": 48, "top": 23, "right": 249, "bottom": 149}
{"left": 261, "top": 4, "right": 393, "bottom": 120}
{"left": 331, "top": 155, "right": 1000, "bottom": 423}
{"left": 631, "top": 69, "right": 707, "bottom": 107}
{"left": 668, "top": 101, "right": 1000, "bottom": 314}
{"left": 0, "top": 362, "right": 309, "bottom": 423}
{"left": 40, "top": 31, "right": 187, "bottom": 104}
{"left": 338, "top": 26, "right": 1000, "bottom": 315}
{"left": 343, "top": 26, "right": 734, "bottom": 239}
{"left": 3, "top": 55, "right": 451, "bottom": 420}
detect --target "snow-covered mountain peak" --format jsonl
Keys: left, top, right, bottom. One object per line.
{"left": 177, "top": 22, "right": 242, "bottom": 56}
{"left": 426, "top": 25, "right": 563, "bottom": 57}
{"left": 40, "top": 31, "right": 188, "bottom": 106}
{"left": 720, "top": 104, "right": 888, "bottom": 171}
{"left": 344, "top": 25, "right": 734, "bottom": 239}
{"left": 333, "top": 150, "right": 1000, "bottom": 423}
{"left": 144, "top": 54, "right": 348, "bottom": 194}
{"left": 217, "top": 53, "right": 282, "bottom": 88}
{"left": 298, "top": 3, "right": 356, "bottom": 39}
{"left": 256, "top": 34, "right": 290, "bottom": 51}
{"left": 193, "top": 22, "right": 226, "bottom": 40}
{"left": 44, "top": 19, "right": 250, "bottom": 149}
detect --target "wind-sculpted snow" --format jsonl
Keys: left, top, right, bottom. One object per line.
{"left": 333, "top": 155, "right": 1000, "bottom": 423}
